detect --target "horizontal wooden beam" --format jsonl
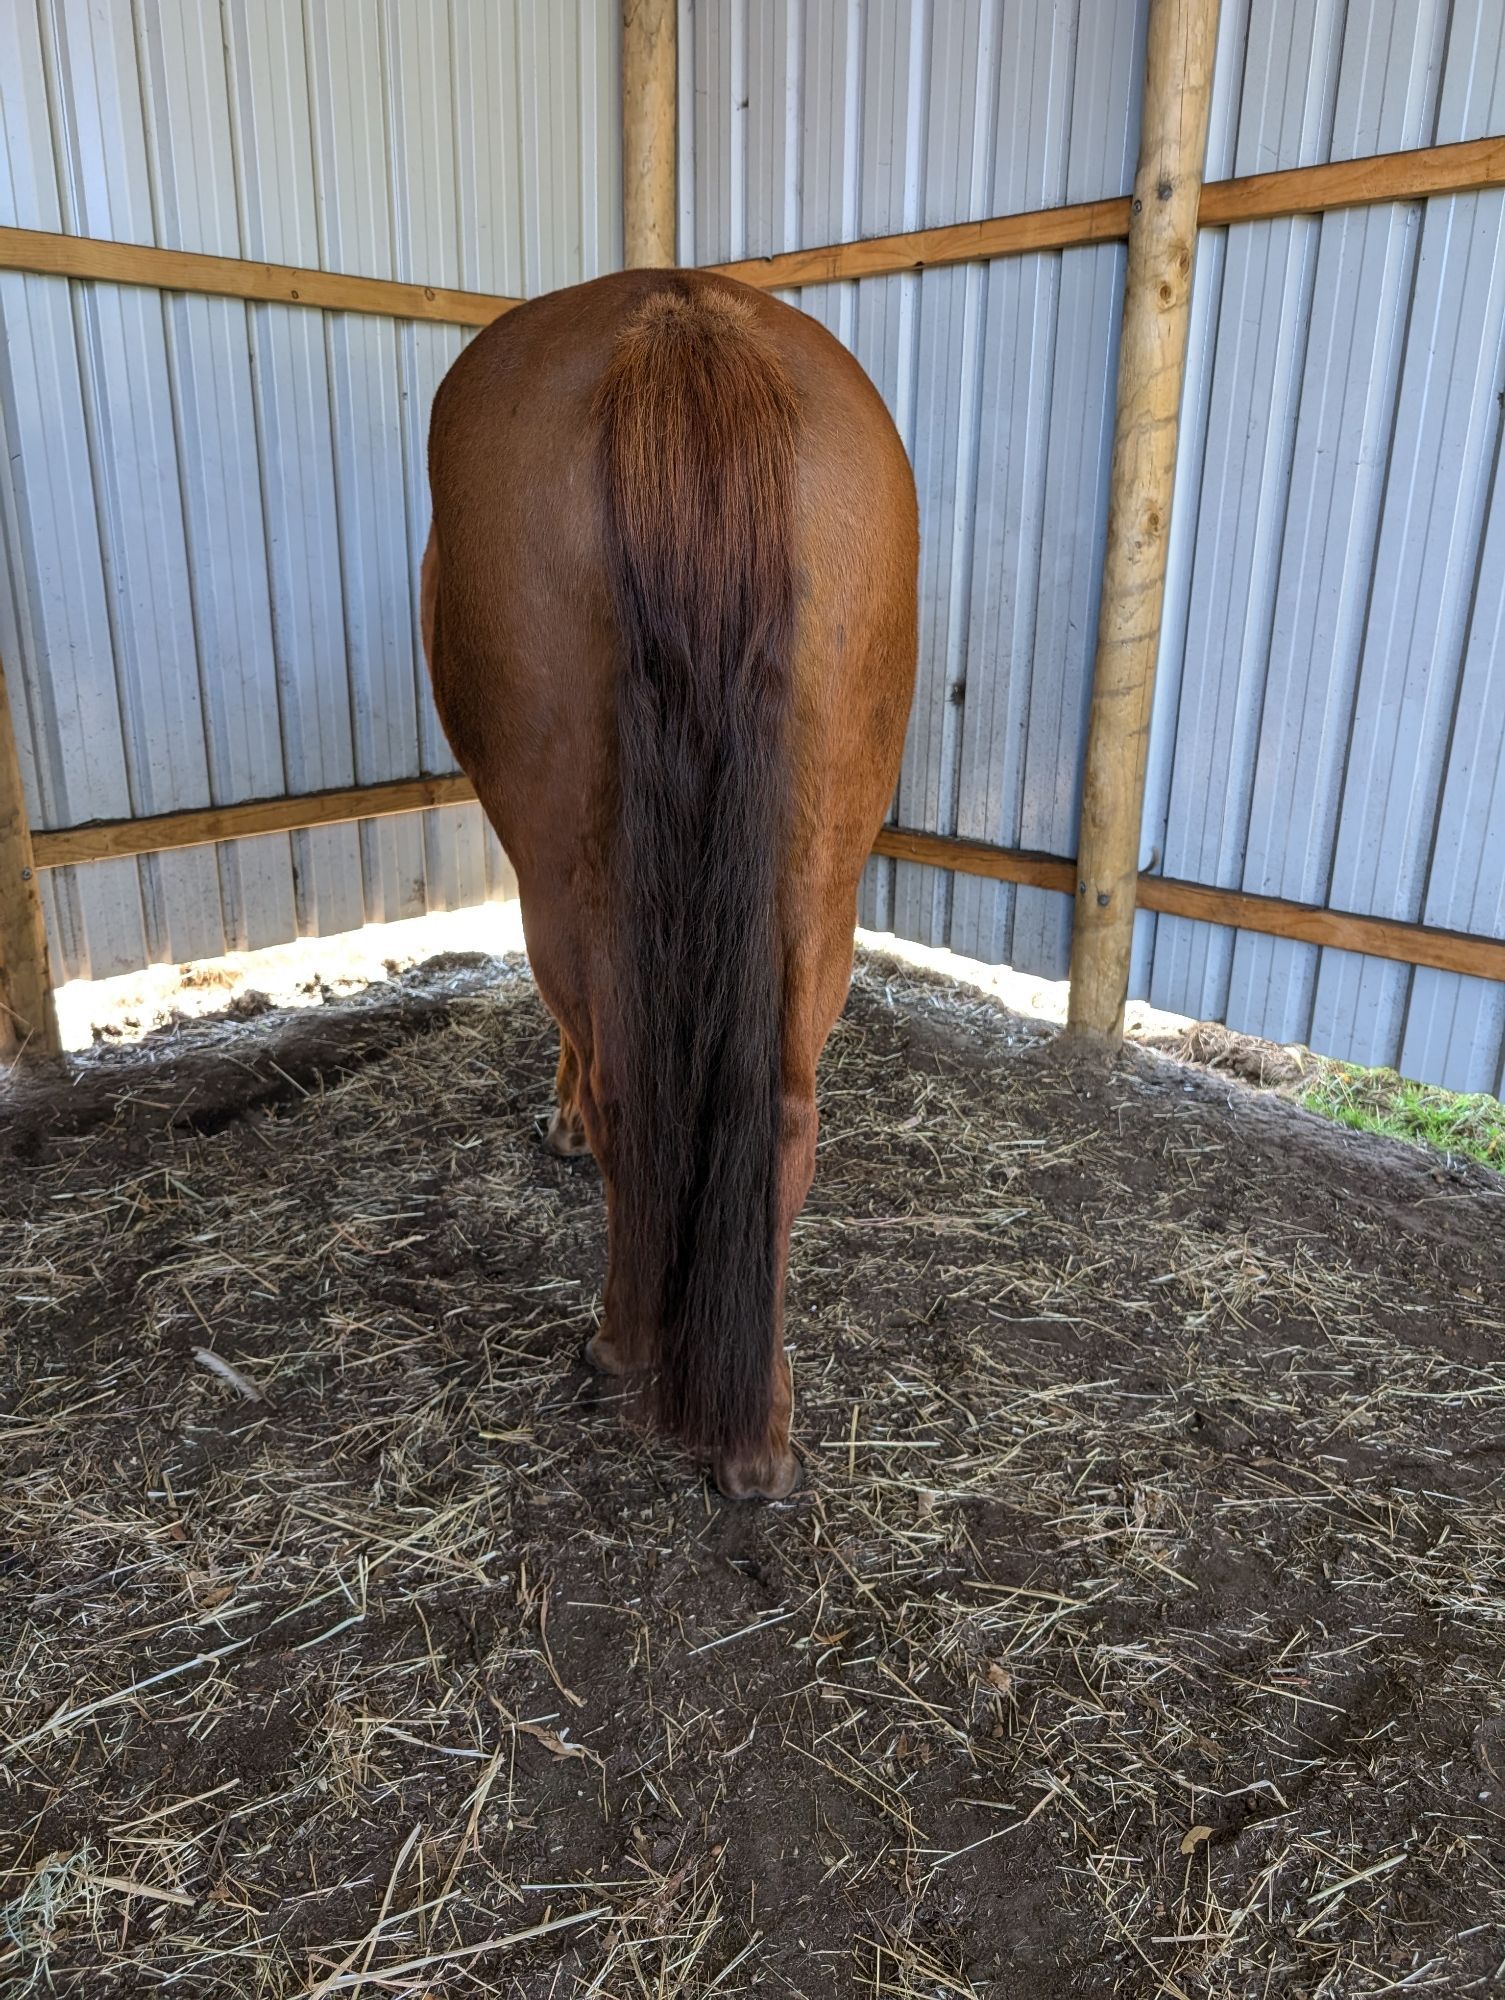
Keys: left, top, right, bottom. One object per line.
{"left": 32, "top": 796, "right": 1503, "bottom": 988}
{"left": 0, "top": 224, "right": 519, "bottom": 327}
{"left": 1197, "top": 131, "right": 1505, "bottom": 228}
{"left": 715, "top": 134, "right": 1505, "bottom": 292}
{"left": 30, "top": 774, "right": 479, "bottom": 870}
{"left": 712, "top": 195, "right": 1132, "bottom": 290}
{"left": 873, "top": 827, "right": 1505, "bottom": 986}
{"left": 872, "top": 827, "right": 1077, "bottom": 896}
{"left": 1135, "top": 876, "right": 1505, "bottom": 985}
{"left": 2, "top": 139, "right": 1499, "bottom": 326}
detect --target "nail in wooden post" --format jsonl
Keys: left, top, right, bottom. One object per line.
{"left": 1066, "top": 0, "right": 1219, "bottom": 1045}
{"left": 622, "top": 0, "right": 677, "bottom": 268}
{"left": 0, "top": 651, "right": 60, "bottom": 1062}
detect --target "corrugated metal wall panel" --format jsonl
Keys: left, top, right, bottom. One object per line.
{"left": 1141, "top": 0, "right": 1505, "bottom": 1090}
{"left": 0, "top": 0, "right": 620, "bottom": 980}
{"left": 1401, "top": 445, "right": 1505, "bottom": 1098}
{"left": 1143, "top": 0, "right": 1433, "bottom": 1024}
{"left": 1004, "top": 2, "right": 1147, "bottom": 980}
{"left": 950, "top": 1, "right": 1089, "bottom": 967}
{"left": 1307, "top": 182, "right": 1505, "bottom": 1063}
{"left": 683, "top": 0, "right": 1150, "bottom": 967}
{"left": 686, "top": 0, "right": 1504, "bottom": 1091}
{"left": 138, "top": 1, "right": 300, "bottom": 959}
{"left": 0, "top": 0, "right": 151, "bottom": 980}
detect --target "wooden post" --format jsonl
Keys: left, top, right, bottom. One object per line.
{"left": 1066, "top": 0, "right": 1219, "bottom": 1045}
{"left": 622, "top": 0, "right": 677, "bottom": 267}
{"left": 0, "top": 651, "right": 60, "bottom": 1061}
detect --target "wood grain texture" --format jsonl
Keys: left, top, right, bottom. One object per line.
{"left": 31, "top": 774, "right": 479, "bottom": 870}
{"left": 872, "top": 828, "right": 1077, "bottom": 896}
{"left": 0, "top": 225, "right": 519, "bottom": 327}
{"left": 1066, "top": 0, "right": 1220, "bottom": 1044}
{"left": 1198, "top": 132, "right": 1505, "bottom": 227}
{"left": 0, "top": 653, "right": 59, "bottom": 1059}
{"left": 713, "top": 196, "right": 1133, "bottom": 290}
{"left": 623, "top": 0, "right": 678, "bottom": 267}
{"left": 1134, "top": 877, "right": 1505, "bottom": 985}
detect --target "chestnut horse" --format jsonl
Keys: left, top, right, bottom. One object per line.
{"left": 422, "top": 269, "right": 917, "bottom": 1498}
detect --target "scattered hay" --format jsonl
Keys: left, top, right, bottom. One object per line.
{"left": 1132, "top": 1019, "right": 1313, "bottom": 1092}
{"left": 2, "top": 949, "right": 1503, "bottom": 1996}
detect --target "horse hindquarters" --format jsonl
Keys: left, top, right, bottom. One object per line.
{"left": 424, "top": 270, "right": 917, "bottom": 1501}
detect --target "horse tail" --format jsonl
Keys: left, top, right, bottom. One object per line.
{"left": 594, "top": 277, "right": 799, "bottom": 1461}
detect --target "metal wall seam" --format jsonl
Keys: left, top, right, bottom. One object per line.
{"left": 381, "top": 1, "right": 482, "bottom": 921}
{"left": 309, "top": 4, "right": 420, "bottom": 933}
{"left": 139, "top": 0, "right": 299, "bottom": 958}
{"left": 1130, "top": 0, "right": 1259, "bottom": 1001}
{"left": 890, "top": 0, "right": 999, "bottom": 951}
{"left": 951, "top": 0, "right": 1083, "bottom": 968}
{"left": 1156, "top": 5, "right": 1428, "bottom": 1032}
{"left": 1297, "top": 0, "right": 1503, "bottom": 1073}
{"left": 849, "top": 1, "right": 926, "bottom": 936}
{"left": 1, "top": 0, "right": 148, "bottom": 980}
{"left": 227, "top": 0, "right": 367, "bottom": 945}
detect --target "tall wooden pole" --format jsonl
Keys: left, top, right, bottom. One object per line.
{"left": 0, "top": 651, "right": 60, "bottom": 1061}
{"left": 622, "top": 0, "right": 677, "bottom": 268}
{"left": 1066, "top": 0, "right": 1218, "bottom": 1045}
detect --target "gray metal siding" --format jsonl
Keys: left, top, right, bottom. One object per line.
{"left": 681, "top": 0, "right": 1151, "bottom": 969}
{"left": 0, "top": 0, "right": 620, "bottom": 981}
{"left": 685, "top": 0, "right": 1505, "bottom": 1091}
{"left": 1144, "top": 0, "right": 1505, "bottom": 1091}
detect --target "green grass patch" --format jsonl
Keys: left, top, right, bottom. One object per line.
{"left": 1300, "top": 1061, "right": 1505, "bottom": 1171}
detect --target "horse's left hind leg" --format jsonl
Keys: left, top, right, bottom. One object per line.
{"left": 543, "top": 1032, "right": 593, "bottom": 1159}
{"left": 563, "top": 1051, "right": 635, "bottom": 1379}
{"left": 583, "top": 1233, "right": 635, "bottom": 1377}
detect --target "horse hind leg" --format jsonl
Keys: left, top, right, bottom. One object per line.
{"left": 712, "top": 1083, "right": 814, "bottom": 1501}
{"left": 713, "top": 900, "right": 856, "bottom": 1501}
{"left": 566, "top": 1050, "right": 638, "bottom": 1380}
{"left": 542, "top": 1032, "right": 594, "bottom": 1160}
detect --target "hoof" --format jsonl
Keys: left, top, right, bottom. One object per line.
{"left": 540, "top": 1108, "right": 593, "bottom": 1160}
{"left": 582, "top": 1329, "right": 632, "bottom": 1377}
{"left": 713, "top": 1449, "right": 802, "bottom": 1503}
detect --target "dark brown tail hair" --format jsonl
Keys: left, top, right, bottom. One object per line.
{"left": 594, "top": 279, "right": 799, "bottom": 1459}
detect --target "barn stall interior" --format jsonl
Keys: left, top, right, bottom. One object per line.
{"left": 3, "top": 1, "right": 1504, "bottom": 1994}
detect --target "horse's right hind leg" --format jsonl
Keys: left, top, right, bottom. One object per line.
{"left": 712, "top": 898, "right": 854, "bottom": 1502}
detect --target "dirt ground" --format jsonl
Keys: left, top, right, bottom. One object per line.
{"left": 3, "top": 948, "right": 1503, "bottom": 1998}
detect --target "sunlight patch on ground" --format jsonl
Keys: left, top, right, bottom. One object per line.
{"left": 855, "top": 927, "right": 1194, "bottom": 1041}
{"left": 52, "top": 902, "right": 526, "bottom": 1051}
{"left": 48, "top": 902, "right": 1194, "bottom": 1054}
